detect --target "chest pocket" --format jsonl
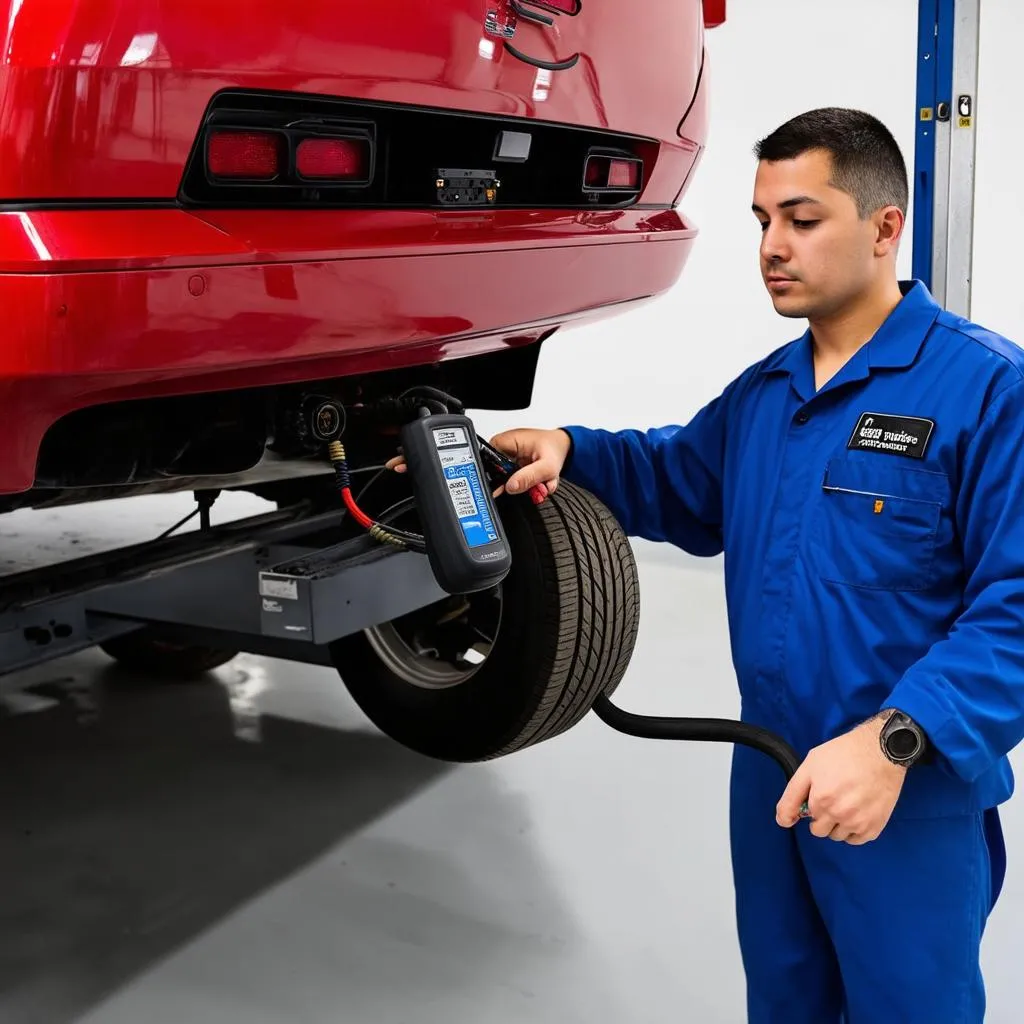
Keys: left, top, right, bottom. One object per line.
{"left": 808, "top": 457, "right": 951, "bottom": 591}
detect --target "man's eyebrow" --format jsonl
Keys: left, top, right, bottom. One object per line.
{"left": 752, "top": 196, "right": 824, "bottom": 215}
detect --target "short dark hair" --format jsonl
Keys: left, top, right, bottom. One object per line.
{"left": 755, "top": 108, "right": 908, "bottom": 218}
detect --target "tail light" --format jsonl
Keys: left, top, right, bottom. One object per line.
{"left": 296, "top": 137, "right": 370, "bottom": 181}
{"left": 207, "top": 130, "right": 284, "bottom": 180}
{"left": 584, "top": 153, "right": 643, "bottom": 193}
{"left": 203, "top": 123, "right": 374, "bottom": 189}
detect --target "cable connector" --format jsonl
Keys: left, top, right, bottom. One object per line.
{"left": 368, "top": 524, "right": 408, "bottom": 549}
{"left": 328, "top": 440, "right": 351, "bottom": 492}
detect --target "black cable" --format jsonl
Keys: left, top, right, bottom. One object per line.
{"left": 376, "top": 497, "right": 418, "bottom": 525}
{"left": 354, "top": 466, "right": 387, "bottom": 505}
{"left": 154, "top": 507, "right": 200, "bottom": 541}
{"left": 503, "top": 41, "right": 580, "bottom": 71}
{"left": 511, "top": 0, "right": 554, "bottom": 24}
{"left": 590, "top": 694, "right": 801, "bottom": 780}
{"left": 523, "top": 0, "right": 582, "bottom": 13}
{"left": 398, "top": 386, "right": 464, "bottom": 414}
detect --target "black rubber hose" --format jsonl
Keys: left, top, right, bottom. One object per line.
{"left": 502, "top": 41, "right": 580, "bottom": 71}
{"left": 511, "top": 0, "right": 554, "bottom": 25}
{"left": 591, "top": 693, "right": 802, "bottom": 780}
{"left": 399, "top": 386, "right": 464, "bottom": 414}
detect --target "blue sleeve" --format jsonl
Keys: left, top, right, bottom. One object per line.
{"left": 559, "top": 389, "right": 732, "bottom": 557}
{"left": 883, "top": 379, "right": 1024, "bottom": 782}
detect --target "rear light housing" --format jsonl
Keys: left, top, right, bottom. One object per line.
{"left": 204, "top": 124, "right": 374, "bottom": 188}
{"left": 181, "top": 91, "right": 653, "bottom": 210}
{"left": 583, "top": 152, "right": 644, "bottom": 196}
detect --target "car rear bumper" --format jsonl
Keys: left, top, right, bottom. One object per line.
{"left": 0, "top": 206, "right": 696, "bottom": 495}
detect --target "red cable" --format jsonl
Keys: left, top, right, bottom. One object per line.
{"left": 341, "top": 487, "right": 375, "bottom": 529}
{"left": 340, "top": 447, "right": 546, "bottom": 544}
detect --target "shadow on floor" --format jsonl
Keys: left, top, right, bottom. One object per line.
{"left": 0, "top": 665, "right": 453, "bottom": 1023}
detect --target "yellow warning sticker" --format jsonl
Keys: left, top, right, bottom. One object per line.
{"left": 959, "top": 116, "right": 973, "bottom": 128}
{"left": 920, "top": 107, "right": 934, "bottom": 121}
{"left": 874, "top": 499, "right": 885, "bottom": 515}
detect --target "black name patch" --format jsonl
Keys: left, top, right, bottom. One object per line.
{"left": 847, "top": 412, "right": 935, "bottom": 459}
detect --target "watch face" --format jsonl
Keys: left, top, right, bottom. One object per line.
{"left": 887, "top": 726, "right": 920, "bottom": 760}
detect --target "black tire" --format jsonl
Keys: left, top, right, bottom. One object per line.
{"left": 99, "top": 631, "right": 238, "bottom": 679}
{"left": 329, "top": 481, "right": 640, "bottom": 762}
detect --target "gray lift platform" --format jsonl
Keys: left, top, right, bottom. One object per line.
{"left": 0, "top": 497, "right": 446, "bottom": 682}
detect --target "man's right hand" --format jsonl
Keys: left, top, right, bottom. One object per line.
{"left": 487, "top": 428, "right": 572, "bottom": 499}
{"left": 385, "top": 427, "right": 572, "bottom": 501}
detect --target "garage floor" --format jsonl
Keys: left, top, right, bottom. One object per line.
{"left": 0, "top": 498, "right": 1021, "bottom": 1023}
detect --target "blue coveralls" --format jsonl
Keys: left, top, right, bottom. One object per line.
{"left": 562, "top": 281, "right": 1023, "bottom": 1022}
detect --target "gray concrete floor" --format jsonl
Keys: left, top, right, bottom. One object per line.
{"left": 0, "top": 498, "right": 1021, "bottom": 1022}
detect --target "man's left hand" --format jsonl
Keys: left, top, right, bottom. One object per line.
{"left": 776, "top": 714, "right": 907, "bottom": 845}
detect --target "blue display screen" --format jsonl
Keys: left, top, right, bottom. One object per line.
{"left": 433, "top": 427, "right": 499, "bottom": 550}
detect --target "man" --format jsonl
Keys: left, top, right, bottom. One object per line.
{"left": 425, "top": 108, "right": 1023, "bottom": 1021}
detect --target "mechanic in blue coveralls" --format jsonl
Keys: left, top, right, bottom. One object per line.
{"left": 496, "top": 109, "right": 1023, "bottom": 1022}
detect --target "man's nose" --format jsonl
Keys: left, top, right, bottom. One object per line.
{"left": 761, "top": 224, "right": 790, "bottom": 263}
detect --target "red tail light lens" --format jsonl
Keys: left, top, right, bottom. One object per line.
{"left": 608, "top": 160, "right": 640, "bottom": 188}
{"left": 584, "top": 155, "right": 642, "bottom": 191}
{"left": 207, "top": 131, "right": 283, "bottom": 180}
{"left": 296, "top": 138, "right": 370, "bottom": 180}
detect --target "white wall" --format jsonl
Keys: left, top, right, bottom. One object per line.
{"left": 475, "top": 0, "right": 1023, "bottom": 458}
{"left": 972, "top": 0, "right": 1024, "bottom": 339}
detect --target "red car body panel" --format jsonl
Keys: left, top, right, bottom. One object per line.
{"left": 0, "top": 0, "right": 705, "bottom": 201}
{"left": 0, "top": 0, "right": 710, "bottom": 497}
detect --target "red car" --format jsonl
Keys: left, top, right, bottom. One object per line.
{"left": 0, "top": 0, "right": 718, "bottom": 760}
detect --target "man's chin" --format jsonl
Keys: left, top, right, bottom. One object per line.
{"left": 768, "top": 294, "right": 812, "bottom": 319}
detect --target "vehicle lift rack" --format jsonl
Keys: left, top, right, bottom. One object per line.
{"left": 0, "top": 0, "right": 980, "bottom": 783}
{"left": 0, "top": 502, "right": 448, "bottom": 680}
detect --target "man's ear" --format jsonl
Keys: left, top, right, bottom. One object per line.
{"left": 874, "top": 205, "right": 905, "bottom": 256}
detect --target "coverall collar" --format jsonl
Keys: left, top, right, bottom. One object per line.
{"left": 760, "top": 280, "right": 943, "bottom": 400}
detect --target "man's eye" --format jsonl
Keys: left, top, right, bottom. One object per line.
{"left": 758, "top": 221, "right": 769, "bottom": 232}
{"left": 793, "top": 219, "right": 819, "bottom": 228}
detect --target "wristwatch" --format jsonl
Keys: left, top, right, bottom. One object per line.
{"left": 879, "top": 710, "right": 929, "bottom": 767}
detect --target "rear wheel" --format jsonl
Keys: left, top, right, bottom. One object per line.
{"left": 330, "top": 481, "right": 639, "bottom": 762}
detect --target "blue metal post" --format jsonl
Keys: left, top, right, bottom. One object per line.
{"left": 912, "top": 0, "right": 939, "bottom": 287}
{"left": 913, "top": 0, "right": 975, "bottom": 312}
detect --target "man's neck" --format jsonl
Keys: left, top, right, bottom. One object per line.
{"left": 810, "top": 278, "right": 904, "bottom": 390}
